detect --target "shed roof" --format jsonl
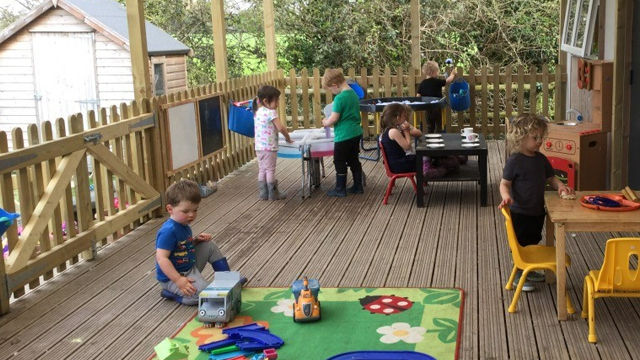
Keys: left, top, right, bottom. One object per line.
{"left": 0, "top": 0, "right": 192, "bottom": 56}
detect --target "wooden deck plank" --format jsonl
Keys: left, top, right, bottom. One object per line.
{"left": 478, "top": 141, "right": 511, "bottom": 359}
{"left": 3, "top": 140, "right": 640, "bottom": 360}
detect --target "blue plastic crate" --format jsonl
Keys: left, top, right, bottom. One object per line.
{"left": 228, "top": 100, "right": 255, "bottom": 137}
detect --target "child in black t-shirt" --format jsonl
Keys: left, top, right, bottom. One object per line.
{"left": 416, "top": 61, "right": 457, "bottom": 133}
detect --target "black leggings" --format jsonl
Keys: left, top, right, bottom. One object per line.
{"left": 333, "top": 135, "right": 362, "bottom": 174}
{"left": 510, "top": 211, "right": 546, "bottom": 247}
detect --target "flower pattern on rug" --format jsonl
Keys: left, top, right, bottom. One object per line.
{"left": 190, "top": 315, "right": 268, "bottom": 346}
{"left": 376, "top": 322, "right": 427, "bottom": 344}
{"left": 270, "top": 298, "right": 295, "bottom": 317}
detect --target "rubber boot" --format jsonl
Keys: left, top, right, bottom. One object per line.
{"left": 327, "top": 174, "right": 347, "bottom": 197}
{"left": 268, "top": 180, "right": 286, "bottom": 200}
{"left": 212, "top": 257, "right": 248, "bottom": 285}
{"left": 348, "top": 170, "right": 364, "bottom": 194}
{"left": 258, "top": 181, "right": 268, "bottom": 200}
{"left": 161, "top": 289, "right": 185, "bottom": 304}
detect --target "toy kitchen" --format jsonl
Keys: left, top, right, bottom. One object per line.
{"left": 541, "top": 60, "right": 612, "bottom": 190}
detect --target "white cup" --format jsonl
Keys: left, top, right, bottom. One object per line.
{"left": 461, "top": 127, "right": 473, "bottom": 135}
{"left": 465, "top": 133, "right": 479, "bottom": 141}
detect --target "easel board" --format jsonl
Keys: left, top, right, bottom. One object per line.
{"left": 166, "top": 102, "right": 200, "bottom": 170}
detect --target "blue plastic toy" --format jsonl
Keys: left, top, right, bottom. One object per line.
{"left": 449, "top": 79, "right": 470, "bottom": 112}
{"left": 326, "top": 350, "right": 436, "bottom": 360}
{"left": 199, "top": 323, "right": 284, "bottom": 354}
{"left": 347, "top": 79, "right": 365, "bottom": 100}
{"left": 0, "top": 208, "right": 19, "bottom": 238}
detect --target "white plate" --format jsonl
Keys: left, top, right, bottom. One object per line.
{"left": 427, "top": 143, "right": 445, "bottom": 148}
{"left": 461, "top": 143, "right": 480, "bottom": 147}
{"left": 425, "top": 134, "right": 442, "bottom": 138}
{"left": 462, "top": 138, "right": 479, "bottom": 143}
{"left": 426, "top": 138, "right": 444, "bottom": 143}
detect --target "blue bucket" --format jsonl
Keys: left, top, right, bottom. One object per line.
{"left": 228, "top": 100, "right": 255, "bottom": 138}
{"left": 0, "top": 208, "right": 19, "bottom": 238}
{"left": 347, "top": 80, "right": 365, "bottom": 100}
{"left": 449, "top": 80, "right": 470, "bottom": 112}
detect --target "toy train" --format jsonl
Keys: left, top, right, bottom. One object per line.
{"left": 198, "top": 271, "right": 242, "bottom": 327}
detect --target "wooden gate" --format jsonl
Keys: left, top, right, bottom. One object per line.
{"left": 0, "top": 102, "right": 161, "bottom": 314}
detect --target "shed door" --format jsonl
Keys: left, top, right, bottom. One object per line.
{"left": 32, "top": 32, "right": 98, "bottom": 125}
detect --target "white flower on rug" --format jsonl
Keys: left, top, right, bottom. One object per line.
{"left": 270, "top": 299, "right": 295, "bottom": 317}
{"left": 377, "top": 322, "right": 426, "bottom": 344}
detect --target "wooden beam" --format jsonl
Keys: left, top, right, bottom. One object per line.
{"left": 0, "top": 113, "right": 154, "bottom": 175}
{"left": 87, "top": 143, "right": 160, "bottom": 199}
{"left": 125, "top": 0, "right": 151, "bottom": 102}
{"left": 6, "top": 150, "right": 86, "bottom": 272}
{"left": 211, "top": 0, "right": 229, "bottom": 82}
{"left": 411, "top": 0, "right": 421, "bottom": 73}
{"left": 5, "top": 197, "right": 160, "bottom": 290}
{"left": 263, "top": 0, "right": 277, "bottom": 71}
{"left": 611, "top": 0, "right": 633, "bottom": 188}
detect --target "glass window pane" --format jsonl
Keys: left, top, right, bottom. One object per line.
{"left": 564, "top": 0, "right": 578, "bottom": 45}
{"left": 154, "top": 63, "right": 165, "bottom": 96}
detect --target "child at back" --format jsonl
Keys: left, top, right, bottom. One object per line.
{"left": 156, "top": 179, "right": 244, "bottom": 305}
{"left": 321, "top": 69, "right": 364, "bottom": 197}
{"left": 253, "top": 85, "right": 292, "bottom": 200}
{"left": 499, "top": 114, "right": 574, "bottom": 292}
{"left": 416, "top": 61, "right": 457, "bottom": 133}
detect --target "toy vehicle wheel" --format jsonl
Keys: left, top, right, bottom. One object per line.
{"left": 293, "top": 310, "right": 297, "bottom": 323}
{"left": 318, "top": 301, "right": 322, "bottom": 321}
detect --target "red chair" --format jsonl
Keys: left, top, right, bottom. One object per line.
{"left": 379, "top": 141, "right": 419, "bottom": 205}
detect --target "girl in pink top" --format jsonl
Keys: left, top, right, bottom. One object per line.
{"left": 252, "top": 85, "right": 292, "bottom": 200}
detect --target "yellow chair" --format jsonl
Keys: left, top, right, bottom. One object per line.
{"left": 582, "top": 237, "right": 640, "bottom": 343}
{"left": 501, "top": 207, "right": 575, "bottom": 314}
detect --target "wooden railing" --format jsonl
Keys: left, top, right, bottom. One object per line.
{"left": 0, "top": 66, "right": 560, "bottom": 313}
{"left": 283, "top": 65, "right": 565, "bottom": 139}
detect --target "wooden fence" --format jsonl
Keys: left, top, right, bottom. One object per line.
{"left": 284, "top": 65, "right": 565, "bottom": 139}
{"left": 0, "top": 66, "right": 561, "bottom": 313}
{"left": 0, "top": 71, "right": 281, "bottom": 314}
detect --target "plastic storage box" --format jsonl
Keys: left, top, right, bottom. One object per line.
{"left": 228, "top": 100, "right": 255, "bottom": 137}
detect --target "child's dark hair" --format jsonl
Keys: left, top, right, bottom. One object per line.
{"left": 252, "top": 85, "right": 281, "bottom": 114}
{"left": 507, "top": 113, "right": 549, "bottom": 153}
{"left": 380, "top": 103, "right": 412, "bottom": 132}
{"left": 165, "top": 179, "right": 202, "bottom": 206}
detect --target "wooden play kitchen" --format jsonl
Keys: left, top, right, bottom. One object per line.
{"left": 540, "top": 60, "right": 612, "bottom": 190}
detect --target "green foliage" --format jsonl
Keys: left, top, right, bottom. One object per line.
{"left": 2, "top": 0, "right": 560, "bottom": 85}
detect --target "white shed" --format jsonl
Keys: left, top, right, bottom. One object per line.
{"left": 0, "top": 0, "right": 192, "bottom": 145}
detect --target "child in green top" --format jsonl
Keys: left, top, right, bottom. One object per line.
{"left": 321, "top": 69, "right": 364, "bottom": 197}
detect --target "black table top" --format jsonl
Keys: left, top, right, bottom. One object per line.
{"left": 416, "top": 133, "right": 488, "bottom": 155}
{"left": 359, "top": 96, "right": 446, "bottom": 112}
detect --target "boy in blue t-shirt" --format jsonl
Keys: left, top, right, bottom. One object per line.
{"left": 321, "top": 69, "right": 364, "bottom": 197}
{"left": 156, "top": 179, "right": 243, "bottom": 305}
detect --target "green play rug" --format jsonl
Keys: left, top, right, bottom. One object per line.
{"left": 152, "top": 287, "right": 463, "bottom": 360}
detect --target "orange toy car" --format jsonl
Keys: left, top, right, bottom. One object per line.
{"left": 292, "top": 276, "right": 321, "bottom": 322}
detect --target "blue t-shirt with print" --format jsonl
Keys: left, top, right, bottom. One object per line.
{"left": 155, "top": 218, "right": 196, "bottom": 282}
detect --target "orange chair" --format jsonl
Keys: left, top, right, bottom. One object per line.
{"left": 379, "top": 140, "right": 419, "bottom": 205}
{"left": 582, "top": 237, "right": 640, "bottom": 343}
{"left": 501, "top": 207, "right": 575, "bottom": 314}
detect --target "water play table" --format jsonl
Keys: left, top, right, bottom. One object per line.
{"left": 277, "top": 129, "right": 334, "bottom": 198}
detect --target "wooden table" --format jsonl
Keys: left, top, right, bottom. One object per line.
{"left": 544, "top": 191, "right": 640, "bottom": 320}
{"left": 415, "top": 133, "right": 488, "bottom": 207}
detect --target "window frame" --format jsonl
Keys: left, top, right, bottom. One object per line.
{"left": 561, "top": 0, "right": 599, "bottom": 57}
{"left": 153, "top": 63, "right": 166, "bottom": 96}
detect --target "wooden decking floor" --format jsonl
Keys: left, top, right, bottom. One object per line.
{"left": 1, "top": 141, "right": 640, "bottom": 360}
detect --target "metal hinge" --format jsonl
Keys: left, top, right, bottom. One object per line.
{"left": 83, "top": 133, "right": 103, "bottom": 145}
